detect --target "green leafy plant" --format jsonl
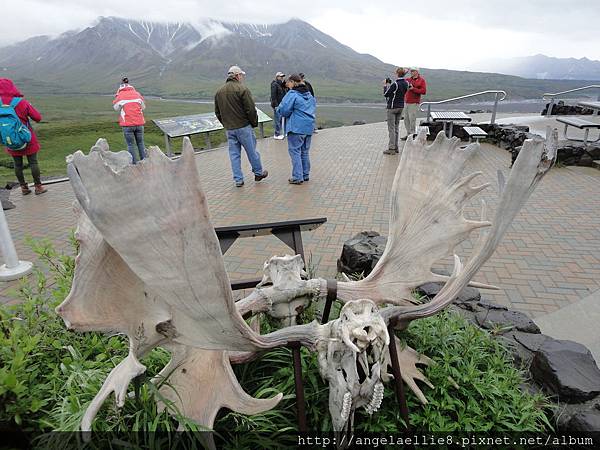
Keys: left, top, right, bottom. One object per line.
{"left": 0, "top": 239, "right": 551, "bottom": 449}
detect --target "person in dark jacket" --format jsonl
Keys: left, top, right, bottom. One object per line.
{"left": 0, "top": 78, "right": 47, "bottom": 195}
{"left": 383, "top": 67, "right": 409, "bottom": 154}
{"left": 270, "top": 72, "right": 286, "bottom": 139}
{"left": 215, "top": 65, "right": 268, "bottom": 187}
{"left": 276, "top": 74, "right": 316, "bottom": 184}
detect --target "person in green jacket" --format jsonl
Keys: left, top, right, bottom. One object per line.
{"left": 214, "top": 66, "right": 269, "bottom": 187}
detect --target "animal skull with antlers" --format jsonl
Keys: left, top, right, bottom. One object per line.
{"left": 56, "top": 128, "right": 556, "bottom": 440}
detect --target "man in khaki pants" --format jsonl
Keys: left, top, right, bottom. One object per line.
{"left": 403, "top": 68, "right": 427, "bottom": 139}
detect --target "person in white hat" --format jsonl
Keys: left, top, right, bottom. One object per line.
{"left": 270, "top": 71, "right": 287, "bottom": 139}
{"left": 403, "top": 67, "right": 427, "bottom": 139}
{"left": 214, "top": 65, "right": 269, "bottom": 187}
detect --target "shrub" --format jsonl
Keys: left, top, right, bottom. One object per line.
{"left": 0, "top": 239, "right": 551, "bottom": 449}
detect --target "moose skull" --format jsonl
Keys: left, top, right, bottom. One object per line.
{"left": 317, "top": 299, "right": 390, "bottom": 432}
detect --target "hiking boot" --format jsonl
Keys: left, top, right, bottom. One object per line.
{"left": 303, "top": 177, "right": 309, "bottom": 182}
{"left": 383, "top": 149, "right": 398, "bottom": 155}
{"left": 34, "top": 184, "right": 47, "bottom": 195}
{"left": 20, "top": 184, "right": 32, "bottom": 195}
{"left": 235, "top": 181, "right": 244, "bottom": 187}
{"left": 255, "top": 170, "right": 269, "bottom": 181}
{"left": 288, "top": 178, "right": 303, "bottom": 185}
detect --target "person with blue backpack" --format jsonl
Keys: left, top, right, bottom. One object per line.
{"left": 0, "top": 79, "right": 47, "bottom": 195}
{"left": 276, "top": 74, "right": 316, "bottom": 185}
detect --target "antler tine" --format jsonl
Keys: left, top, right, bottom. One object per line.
{"left": 382, "top": 133, "right": 556, "bottom": 326}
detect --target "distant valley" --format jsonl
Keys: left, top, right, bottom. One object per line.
{"left": 0, "top": 17, "right": 593, "bottom": 102}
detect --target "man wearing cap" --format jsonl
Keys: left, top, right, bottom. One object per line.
{"left": 271, "top": 72, "right": 287, "bottom": 139}
{"left": 215, "top": 65, "right": 269, "bottom": 187}
{"left": 404, "top": 68, "right": 427, "bottom": 139}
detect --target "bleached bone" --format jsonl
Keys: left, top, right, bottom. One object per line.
{"left": 335, "top": 130, "right": 492, "bottom": 306}
{"left": 62, "top": 128, "right": 555, "bottom": 434}
{"left": 317, "top": 299, "right": 390, "bottom": 433}
{"left": 237, "top": 255, "right": 326, "bottom": 325}
{"left": 81, "top": 338, "right": 146, "bottom": 434}
{"left": 56, "top": 206, "right": 170, "bottom": 347}
{"left": 67, "top": 138, "right": 267, "bottom": 351}
{"left": 157, "top": 344, "right": 283, "bottom": 429}
{"left": 380, "top": 129, "right": 557, "bottom": 327}
{"left": 391, "top": 340, "right": 434, "bottom": 404}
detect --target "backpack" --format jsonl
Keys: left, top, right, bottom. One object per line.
{"left": 0, "top": 97, "right": 32, "bottom": 150}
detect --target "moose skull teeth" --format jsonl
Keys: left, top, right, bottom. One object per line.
{"left": 365, "top": 382, "right": 384, "bottom": 415}
{"left": 318, "top": 299, "right": 391, "bottom": 432}
{"left": 341, "top": 392, "right": 352, "bottom": 422}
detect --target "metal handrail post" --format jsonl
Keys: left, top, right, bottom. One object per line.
{"left": 491, "top": 92, "right": 499, "bottom": 124}
{"left": 547, "top": 98, "right": 555, "bottom": 116}
{"left": 427, "top": 104, "right": 431, "bottom": 121}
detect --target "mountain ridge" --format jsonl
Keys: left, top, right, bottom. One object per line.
{"left": 471, "top": 54, "right": 600, "bottom": 81}
{"left": 0, "top": 17, "right": 593, "bottom": 102}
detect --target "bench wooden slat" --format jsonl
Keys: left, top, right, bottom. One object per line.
{"left": 430, "top": 111, "right": 472, "bottom": 121}
{"left": 463, "top": 126, "right": 487, "bottom": 137}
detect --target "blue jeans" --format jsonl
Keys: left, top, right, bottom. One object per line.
{"left": 226, "top": 125, "right": 264, "bottom": 183}
{"left": 287, "top": 133, "right": 311, "bottom": 181}
{"left": 123, "top": 126, "right": 146, "bottom": 164}
{"left": 273, "top": 108, "right": 282, "bottom": 136}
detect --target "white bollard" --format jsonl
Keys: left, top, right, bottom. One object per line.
{"left": 0, "top": 205, "right": 32, "bottom": 281}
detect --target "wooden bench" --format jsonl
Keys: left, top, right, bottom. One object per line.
{"left": 556, "top": 116, "right": 600, "bottom": 146}
{"left": 215, "top": 217, "right": 327, "bottom": 290}
{"left": 463, "top": 126, "right": 488, "bottom": 142}
{"left": 430, "top": 111, "right": 472, "bottom": 137}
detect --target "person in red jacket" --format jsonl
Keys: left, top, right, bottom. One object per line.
{"left": 113, "top": 77, "right": 146, "bottom": 164}
{"left": 403, "top": 68, "right": 427, "bottom": 139}
{"left": 0, "top": 78, "right": 47, "bottom": 195}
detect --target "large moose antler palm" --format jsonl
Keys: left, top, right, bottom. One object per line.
{"left": 57, "top": 129, "right": 556, "bottom": 438}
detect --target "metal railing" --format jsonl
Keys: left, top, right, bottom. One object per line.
{"left": 542, "top": 85, "right": 600, "bottom": 116}
{"left": 420, "top": 90, "right": 507, "bottom": 124}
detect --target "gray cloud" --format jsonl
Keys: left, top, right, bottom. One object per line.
{"left": 2, "top": 0, "right": 598, "bottom": 65}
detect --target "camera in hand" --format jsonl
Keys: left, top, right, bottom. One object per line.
{"left": 385, "top": 77, "right": 392, "bottom": 84}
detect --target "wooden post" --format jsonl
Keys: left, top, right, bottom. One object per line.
{"left": 164, "top": 133, "right": 172, "bottom": 157}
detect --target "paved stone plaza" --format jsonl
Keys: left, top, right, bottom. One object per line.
{"left": 2, "top": 121, "right": 600, "bottom": 324}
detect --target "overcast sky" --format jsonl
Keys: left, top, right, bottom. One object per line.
{"left": 3, "top": 0, "right": 599, "bottom": 70}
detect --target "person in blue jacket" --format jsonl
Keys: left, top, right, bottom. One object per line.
{"left": 276, "top": 74, "right": 316, "bottom": 184}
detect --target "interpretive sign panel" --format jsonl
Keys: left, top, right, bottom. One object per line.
{"left": 153, "top": 108, "right": 272, "bottom": 138}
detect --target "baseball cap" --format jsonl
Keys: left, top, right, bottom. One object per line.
{"left": 275, "top": 71, "right": 285, "bottom": 77}
{"left": 228, "top": 65, "right": 246, "bottom": 75}
{"left": 410, "top": 67, "right": 420, "bottom": 72}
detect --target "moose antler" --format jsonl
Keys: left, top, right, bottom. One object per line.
{"left": 380, "top": 127, "right": 557, "bottom": 327}
{"left": 59, "top": 127, "right": 556, "bottom": 436}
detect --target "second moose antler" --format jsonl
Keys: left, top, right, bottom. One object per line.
{"left": 57, "top": 127, "right": 556, "bottom": 439}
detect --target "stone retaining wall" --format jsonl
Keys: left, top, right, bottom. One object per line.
{"left": 338, "top": 231, "right": 600, "bottom": 431}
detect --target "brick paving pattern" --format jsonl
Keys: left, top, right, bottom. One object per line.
{"left": 2, "top": 121, "right": 600, "bottom": 318}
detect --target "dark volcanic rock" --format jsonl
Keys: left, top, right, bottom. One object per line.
{"left": 531, "top": 339, "right": 600, "bottom": 403}
{"left": 475, "top": 309, "right": 541, "bottom": 334}
{"left": 542, "top": 100, "right": 594, "bottom": 116}
{"left": 337, "top": 231, "right": 387, "bottom": 276}
{"left": 568, "top": 410, "right": 600, "bottom": 431}
{"left": 352, "top": 120, "right": 366, "bottom": 125}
